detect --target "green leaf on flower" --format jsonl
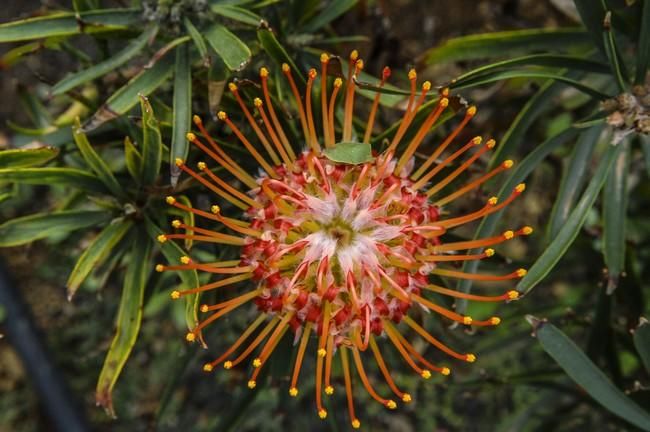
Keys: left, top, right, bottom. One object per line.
{"left": 323, "top": 141, "right": 374, "bottom": 165}
{"left": 139, "top": 95, "right": 163, "bottom": 186}
{"left": 0, "top": 167, "right": 108, "bottom": 194}
{"left": 0, "top": 147, "right": 59, "bottom": 168}
{"left": 204, "top": 24, "right": 251, "bottom": 71}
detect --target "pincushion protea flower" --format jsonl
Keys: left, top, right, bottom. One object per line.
{"left": 156, "top": 51, "right": 530, "bottom": 427}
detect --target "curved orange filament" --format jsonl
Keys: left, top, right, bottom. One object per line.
{"left": 173, "top": 273, "right": 253, "bottom": 298}
{"left": 204, "top": 314, "right": 267, "bottom": 370}
{"left": 176, "top": 162, "right": 248, "bottom": 210}
{"left": 188, "top": 289, "right": 261, "bottom": 338}
{"left": 412, "top": 136, "right": 482, "bottom": 191}
{"left": 382, "top": 320, "right": 425, "bottom": 376}
{"left": 220, "top": 114, "right": 278, "bottom": 178}
{"left": 343, "top": 57, "right": 363, "bottom": 142}
{"left": 324, "top": 335, "right": 335, "bottom": 394}
{"left": 249, "top": 312, "right": 294, "bottom": 382}
{"left": 391, "top": 325, "right": 447, "bottom": 374}
{"left": 385, "top": 70, "right": 418, "bottom": 155}
{"left": 305, "top": 69, "right": 320, "bottom": 152}
{"left": 162, "top": 232, "right": 245, "bottom": 246}
{"left": 435, "top": 159, "right": 514, "bottom": 206}
{"left": 416, "top": 251, "right": 491, "bottom": 262}
{"left": 328, "top": 78, "right": 343, "bottom": 146}
{"left": 411, "top": 293, "right": 472, "bottom": 325}
{"left": 351, "top": 347, "right": 395, "bottom": 408}
{"left": 261, "top": 68, "right": 297, "bottom": 161}
{"left": 340, "top": 348, "right": 360, "bottom": 428}
{"left": 186, "top": 133, "right": 258, "bottom": 189}
{"left": 229, "top": 85, "right": 281, "bottom": 166}
{"left": 201, "top": 288, "right": 263, "bottom": 312}
{"left": 289, "top": 322, "right": 312, "bottom": 395}
{"left": 161, "top": 263, "right": 253, "bottom": 274}
{"left": 430, "top": 267, "right": 525, "bottom": 281}
{"left": 255, "top": 99, "right": 293, "bottom": 169}
{"left": 196, "top": 163, "right": 261, "bottom": 208}
{"left": 412, "top": 106, "right": 477, "bottom": 181}
{"left": 425, "top": 140, "right": 495, "bottom": 197}
{"left": 228, "top": 317, "right": 280, "bottom": 368}
{"left": 403, "top": 316, "right": 473, "bottom": 361}
{"left": 363, "top": 66, "right": 390, "bottom": 143}
{"left": 368, "top": 337, "right": 409, "bottom": 401}
{"left": 431, "top": 227, "right": 529, "bottom": 253}
{"left": 282, "top": 64, "right": 310, "bottom": 146}
{"left": 320, "top": 54, "right": 332, "bottom": 148}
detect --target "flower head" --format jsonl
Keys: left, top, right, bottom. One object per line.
{"left": 157, "top": 51, "right": 529, "bottom": 426}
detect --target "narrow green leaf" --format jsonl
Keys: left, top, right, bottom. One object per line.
{"left": 635, "top": 0, "right": 650, "bottom": 84}
{"left": 72, "top": 118, "right": 125, "bottom": 198}
{"left": 183, "top": 17, "right": 208, "bottom": 65}
{"left": 257, "top": 26, "right": 305, "bottom": 87}
{"left": 0, "top": 167, "right": 107, "bottom": 194}
{"left": 52, "top": 25, "right": 158, "bottom": 95}
{"left": 323, "top": 141, "right": 374, "bottom": 164}
{"left": 456, "top": 127, "right": 579, "bottom": 312}
{"left": 123, "top": 136, "right": 143, "bottom": 183}
{"left": 547, "top": 125, "right": 603, "bottom": 239}
{"left": 602, "top": 12, "right": 628, "bottom": 93}
{"left": 450, "top": 70, "right": 611, "bottom": 100}
{"left": 451, "top": 54, "right": 609, "bottom": 88}
{"left": 144, "top": 216, "right": 200, "bottom": 339}
{"left": 83, "top": 54, "right": 174, "bottom": 132}
{"left": 641, "top": 134, "right": 650, "bottom": 176}
{"left": 211, "top": 5, "right": 261, "bottom": 26}
{"left": 633, "top": 318, "right": 650, "bottom": 374}
{"left": 0, "top": 147, "right": 59, "bottom": 167}
{"left": 603, "top": 142, "right": 629, "bottom": 289}
{"left": 139, "top": 96, "right": 163, "bottom": 185}
{"left": 301, "top": 0, "right": 357, "bottom": 32}
{"left": 517, "top": 143, "right": 623, "bottom": 294}
{"left": 66, "top": 218, "right": 133, "bottom": 299}
{"left": 170, "top": 45, "right": 191, "bottom": 187}
{"left": 0, "top": 210, "right": 112, "bottom": 247}
{"left": 0, "top": 9, "right": 140, "bottom": 43}
{"left": 96, "top": 234, "right": 152, "bottom": 418}
{"left": 420, "top": 28, "right": 592, "bottom": 65}
{"left": 530, "top": 318, "right": 650, "bottom": 431}
{"left": 204, "top": 24, "right": 251, "bottom": 71}
{"left": 573, "top": 0, "right": 607, "bottom": 52}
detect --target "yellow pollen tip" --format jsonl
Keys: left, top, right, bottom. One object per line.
{"left": 516, "top": 268, "right": 528, "bottom": 277}
{"left": 317, "top": 348, "right": 327, "bottom": 358}
{"left": 228, "top": 82, "right": 237, "bottom": 91}
{"left": 157, "top": 234, "right": 167, "bottom": 243}
{"left": 441, "top": 367, "right": 451, "bottom": 376}
{"left": 252, "top": 358, "right": 262, "bottom": 368}
{"left": 155, "top": 264, "right": 164, "bottom": 272}
{"left": 442, "top": 87, "right": 450, "bottom": 96}
{"left": 472, "top": 136, "right": 483, "bottom": 145}
{"left": 350, "top": 50, "right": 359, "bottom": 60}
{"left": 355, "top": 59, "right": 364, "bottom": 70}
{"left": 217, "top": 111, "right": 227, "bottom": 120}
{"left": 165, "top": 196, "right": 176, "bottom": 205}
{"left": 402, "top": 393, "right": 412, "bottom": 403}
{"left": 186, "top": 132, "right": 196, "bottom": 141}
{"left": 170, "top": 290, "right": 180, "bottom": 299}
{"left": 507, "top": 290, "right": 520, "bottom": 299}
{"left": 197, "top": 161, "right": 207, "bottom": 170}
{"left": 408, "top": 69, "right": 417, "bottom": 80}
{"left": 486, "top": 139, "right": 496, "bottom": 148}
{"left": 485, "top": 248, "right": 495, "bottom": 257}
{"left": 423, "top": 81, "right": 432, "bottom": 90}
{"left": 503, "top": 230, "right": 515, "bottom": 240}
{"left": 467, "top": 106, "right": 477, "bottom": 116}
{"left": 186, "top": 332, "right": 196, "bottom": 342}
{"left": 515, "top": 183, "right": 526, "bottom": 193}
{"left": 522, "top": 226, "right": 534, "bottom": 235}
{"left": 503, "top": 159, "right": 514, "bottom": 168}
{"left": 247, "top": 380, "right": 256, "bottom": 389}
{"left": 308, "top": 68, "right": 317, "bottom": 79}
{"left": 211, "top": 205, "right": 221, "bottom": 214}
{"left": 386, "top": 400, "right": 397, "bottom": 409}
{"left": 174, "top": 158, "right": 184, "bottom": 167}
{"left": 488, "top": 197, "right": 498, "bottom": 205}
{"left": 463, "top": 316, "right": 473, "bottom": 325}
{"left": 254, "top": 97, "right": 263, "bottom": 107}
{"left": 421, "top": 370, "right": 432, "bottom": 379}
{"left": 203, "top": 363, "right": 213, "bottom": 372}
{"left": 200, "top": 304, "right": 208, "bottom": 313}
{"left": 171, "top": 219, "right": 181, "bottom": 228}
{"left": 440, "top": 97, "right": 449, "bottom": 107}
{"left": 192, "top": 114, "right": 202, "bottom": 125}
{"left": 320, "top": 53, "right": 329, "bottom": 63}
{"left": 490, "top": 317, "right": 501, "bottom": 325}
{"left": 180, "top": 255, "right": 191, "bottom": 264}
{"left": 223, "top": 361, "right": 232, "bottom": 369}
{"left": 334, "top": 77, "right": 343, "bottom": 87}
{"left": 325, "top": 385, "right": 334, "bottom": 395}
{"left": 318, "top": 409, "right": 327, "bottom": 419}
{"left": 466, "top": 354, "right": 476, "bottom": 363}
{"left": 260, "top": 67, "right": 269, "bottom": 77}
{"left": 289, "top": 387, "right": 298, "bottom": 397}
{"left": 282, "top": 63, "right": 290, "bottom": 72}
{"left": 352, "top": 419, "right": 360, "bottom": 429}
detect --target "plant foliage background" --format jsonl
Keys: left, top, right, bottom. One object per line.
{"left": 0, "top": 0, "right": 649, "bottom": 431}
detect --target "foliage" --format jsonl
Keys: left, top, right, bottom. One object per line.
{"left": 0, "top": 0, "right": 649, "bottom": 430}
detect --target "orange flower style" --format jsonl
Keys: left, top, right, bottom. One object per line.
{"left": 156, "top": 51, "right": 530, "bottom": 428}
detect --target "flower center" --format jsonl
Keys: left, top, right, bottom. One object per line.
{"left": 323, "top": 217, "right": 355, "bottom": 248}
